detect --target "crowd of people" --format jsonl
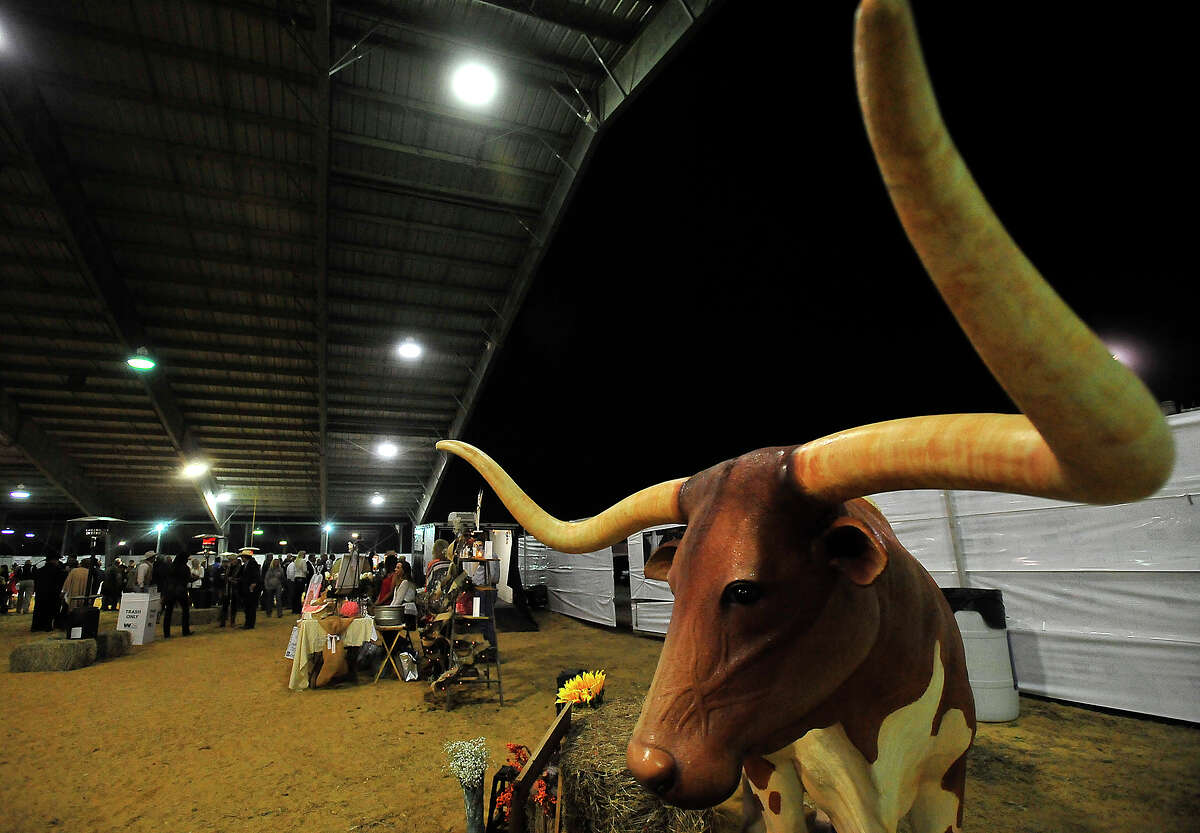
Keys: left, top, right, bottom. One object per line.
{"left": 1, "top": 546, "right": 437, "bottom": 639}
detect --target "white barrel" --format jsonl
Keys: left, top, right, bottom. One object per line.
{"left": 954, "top": 610, "right": 1019, "bottom": 722}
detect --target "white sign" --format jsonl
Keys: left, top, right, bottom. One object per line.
{"left": 284, "top": 625, "right": 300, "bottom": 660}
{"left": 117, "top": 592, "right": 160, "bottom": 645}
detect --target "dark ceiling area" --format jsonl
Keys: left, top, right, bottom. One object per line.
{"left": 0, "top": 0, "right": 718, "bottom": 550}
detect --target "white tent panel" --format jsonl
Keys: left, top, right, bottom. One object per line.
{"left": 545, "top": 545, "right": 616, "bottom": 627}
{"left": 1008, "top": 630, "right": 1200, "bottom": 722}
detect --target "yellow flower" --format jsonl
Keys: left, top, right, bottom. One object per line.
{"left": 556, "top": 669, "right": 606, "bottom": 705}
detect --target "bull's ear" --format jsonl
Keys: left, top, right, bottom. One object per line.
{"left": 815, "top": 517, "right": 888, "bottom": 586}
{"left": 644, "top": 541, "right": 679, "bottom": 581}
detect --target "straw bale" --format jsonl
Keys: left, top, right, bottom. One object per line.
{"left": 558, "top": 695, "right": 716, "bottom": 833}
{"left": 95, "top": 629, "right": 132, "bottom": 660}
{"left": 10, "top": 638, "right": 98, "bottom": 672}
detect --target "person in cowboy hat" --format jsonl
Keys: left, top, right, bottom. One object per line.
{"left": 237, "top": 549, "right": 262, "bottom": 629}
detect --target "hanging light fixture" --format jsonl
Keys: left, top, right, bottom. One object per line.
{"left": 396, "top": 338, "right": 422, "bottom": 360}
{"left": 126, "top": 347, "right": 157, "bottom": 372}
{"left": 24, "top": 532, "right": 35, "bottom": 538}
{"left": 9, "top": 484, "right": 30, "bottom": 499}
{"left": 1, "top": 528, "right": 15, "bottom": 535}
{"left": 369, "top": 493, "right": 384, "bottom": 506}
{"left": 451, "top": 62, "right": 498, "bottom": 106}
{"left": 181, "top": 460, "right": 209, "bottom": 479}
{"left": 376, "top": 441, "right": 398, "bottom": 458}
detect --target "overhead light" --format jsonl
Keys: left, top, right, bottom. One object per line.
{"left": 24, "top": 532, "right": 36, "bottom": 538}
{"left": 253, "top": 528, "right": 264, "bottom": 535}
{"left": 322, "top": 523, "right": 334, "bottom": 534}
{"left": 181, "top": 460, "right": 209, "bottom": 478}
{"left": 278, "top": 540, "right": 288, "bottom": 546}
{"left": 396, "top": 339, "right": 422, "bottom": 360}
{"left": 376, "top": 441, "right": 398, "bottom": 458}
{"left": 1, "top": 529, "right": 14, "bottom": 535}
{"left": 451, "top": 62, "right": 498, "bottom": 106}
{"left": 351, "top": 531, "right": 360, "bottom": 539}
{"left": 126, "top": 346, "right": 157, "bottom": 372}
{"left": 9, "top": 484, "right": 30, "bottom": 499}
{"left": 370, "top": 493, "right": 384, "bottom": 506}
{"left": 118, "top": 540, "right": 127, "bottom": 546}
{"left": 215, "top": 491, "right": 232, "bottom": 503}
{"left": 152, "top": 522, "right": 167, "bottom": 533}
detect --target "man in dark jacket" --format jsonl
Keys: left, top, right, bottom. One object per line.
{"left": 31, "top": 554, "right": 65, "bottom": 632}
{"left": 217, "top": 555, "right": 239, "bottom": 627}
{"left": 101, "top": 560, "right": 123, "bottom": 611}
{"left": 161, "top": 552, "right": 193, "bottom": 638}
{"left": 151, "top": 553, "right": 170, "bottom": 593}
{"left": 238, "top": 550, "right": 262, "bottom": 630}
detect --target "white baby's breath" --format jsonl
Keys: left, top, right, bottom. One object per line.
{"left": 444, "top": 737, "right": 489, "bottom": 789}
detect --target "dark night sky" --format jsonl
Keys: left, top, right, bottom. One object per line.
{"left": 435, "top": 2, "right": 1196, "bottom": 527}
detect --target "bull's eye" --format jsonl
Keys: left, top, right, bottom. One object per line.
{"left": 721, "top": 580, "right": 763, "bottom": 606}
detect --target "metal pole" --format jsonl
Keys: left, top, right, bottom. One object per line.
{"left": 941, "top": 490, "right": 969, "bottom": 587}
{"left": 156, "top": 527, "right": 163, "bottom": 552}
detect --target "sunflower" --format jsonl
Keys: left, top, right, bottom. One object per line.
{"left": 556, "top": 669, "right": 606, "bottom": 705}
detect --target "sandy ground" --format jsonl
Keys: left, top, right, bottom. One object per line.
{"left": 1, "top": 608, "right": 1196, "bottom": 833}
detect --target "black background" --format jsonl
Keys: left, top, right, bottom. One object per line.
{"left": 429, "top": 1, "right": 1195, "bottom": 528}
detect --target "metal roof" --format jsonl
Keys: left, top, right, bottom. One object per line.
{"left": 0, "top": 0, "right": 716, "bottom": 529}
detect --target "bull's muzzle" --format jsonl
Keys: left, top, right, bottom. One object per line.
{"left": 627, "top": 741, "right": 676, "bottom": 796}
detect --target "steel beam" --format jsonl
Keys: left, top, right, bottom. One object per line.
{"left": 0, "top": 388, "right": 126, "bottom": 517}
{"left": 0, "top": 65, "right": 223, "bottom": 526}
{"left": 414, "top": 0, "right": 716, "bottom": 523}
{"left": 315, "top": 0, "right": 333, "bottom": 528}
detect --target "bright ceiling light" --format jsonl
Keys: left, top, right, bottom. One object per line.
{"left": 126, "top": 346, "right": 157, "bottom": 372}
{"left": 451, "top": 62, "right": 498, "bottom": 106}
{"left": 253, "top": 528, "right": 264, "bottom": 535}
{"left": 9, "top": 484, "right": 30, "bottom": 499}
{"left": 118, "top": 540, "right": 127, "bottom": 546}
{"left": 1, "top": 529, "right": 14, "bottom": 535}
{"left": 215, "top": 491, "right": 232, "bottom": 503}
{"left": 396, "top": 339, "right": 422, "bottom": 360}
{"left": 24, "top": 532, "right": 35, "bottom": 538}
{"left": 279, "top": 540, "right": 288, "bottom": 546}
{"left": 152, "top": 522, "right": 167, "bottom": 533}
{"left": 322, "top": 523, "right": 333, "bottom": 534}
{"left": 370, "top": 493, "right": 384, "bottom": 506}
{"left": 376, "top": 441, "right": 398, "bottom": 458}
{"left": 181, "top": 460, "right": 209, "bottom": 478}
{"left": 351, "top": 531, "right": 360, "bottom": 539}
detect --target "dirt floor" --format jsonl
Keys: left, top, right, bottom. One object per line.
{"left": 1, "top": 608, "right": 1196, "bottom": 833}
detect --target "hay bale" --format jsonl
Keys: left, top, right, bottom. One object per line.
{"left": 10, "top": 638, "right": 98, "bottom": 673}
{"left": 188, "top": 606, "right": 218, "bottom": 626}
{"left": 558, "top": 696, "right": 717, "bottom": 833}
{"left": 95, "top": 629, "right": 132, "bottom": 660}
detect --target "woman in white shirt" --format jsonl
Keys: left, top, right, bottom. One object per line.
{"left": 390, "top": 559, "right": 418, "bottom": 630}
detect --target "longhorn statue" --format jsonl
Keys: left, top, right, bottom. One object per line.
{"left": 437, "top": 2, "right": 1174, "bottom": 832}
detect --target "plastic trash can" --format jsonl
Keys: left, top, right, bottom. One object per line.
{"left": 942, "top": 588, "right": 1019, "bottom": 722}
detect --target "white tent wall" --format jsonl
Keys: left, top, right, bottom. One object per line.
{"left": 521, "top": 537, "right": 616, "bottom": 627}
{"left": 627, "top": 524, "right": 684, "bottom": 635}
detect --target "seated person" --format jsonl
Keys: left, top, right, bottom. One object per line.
{"left": 388, "top": 560, "right": 418, "bottom": 630}
{"left": 374, "top": 552, "right": 400, "bottom": 606}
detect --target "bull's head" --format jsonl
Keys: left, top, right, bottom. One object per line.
{"left": 437, "top": 0, "right": 1173, "bottom": 811}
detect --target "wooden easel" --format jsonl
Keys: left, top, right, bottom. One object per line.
{"left": 508, "top": 702, "right": 572, "bottom": 833}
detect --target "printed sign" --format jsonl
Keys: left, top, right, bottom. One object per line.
{"left": 284, "top": 625, "right": 300, "bottom": 660}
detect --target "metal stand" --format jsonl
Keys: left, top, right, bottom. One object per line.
{"left": 446, "top": 556, "right": 504, "bottom": 709}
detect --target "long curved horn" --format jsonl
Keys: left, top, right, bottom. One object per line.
{"left": 790, "top": 0, "right": 1173, "bottom": 506}
{"left": 437, "top": 441, "right": 687, "bottom": 553}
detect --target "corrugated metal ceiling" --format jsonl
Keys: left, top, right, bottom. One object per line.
{"left": 0, "top": 0, "right": 715, "bottom": 533}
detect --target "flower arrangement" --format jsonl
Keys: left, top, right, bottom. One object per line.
{"left": 444, "top": 737, "right": 490, "bottom": 790}
{"left": 556, "top": 670, "right": 606, "bottom": 707}
{"left": 494, "top": 743, "right": 556, "bottom": 820}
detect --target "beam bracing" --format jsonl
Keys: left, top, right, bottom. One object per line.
{"left": 0, "top": 388, "right": 126, "bottom": 518}
{"left": 315, "top": 0, "right": 333, "bottom": 527}
{"left": 415, "top": 0, "right": 712, "bottom": 524}
{"left": 0, "top": 62, "right": 223, "bottom": 527}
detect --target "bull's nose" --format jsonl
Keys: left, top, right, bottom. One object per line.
{"left": 627, "top": 742, "right": 677, "bottom": 795}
